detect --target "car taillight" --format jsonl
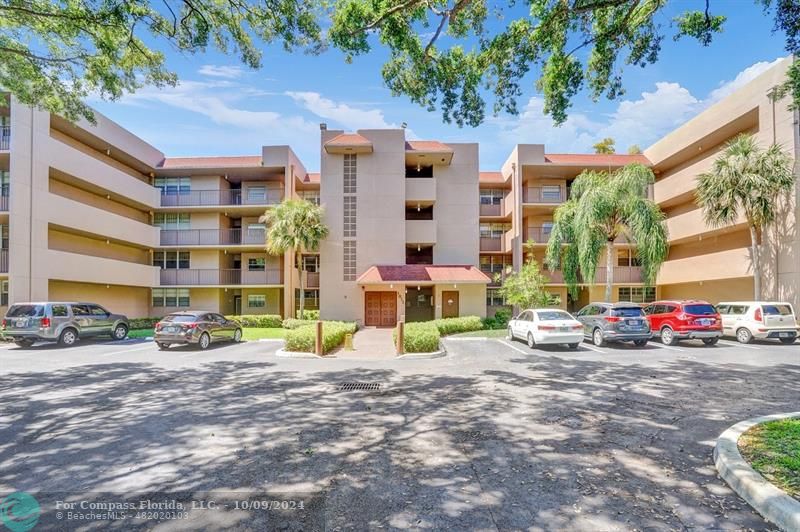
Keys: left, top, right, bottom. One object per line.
{"left": 677, "top": 313, "right": 689, "bottom": 322}
{"left": 155, "top": 323, "right": 162, "bottom": 331}
{"left": 572, "top": 324, "right": 583, "bottom": 330}
{"left": 1, "top": 319, "right": 5, "bottom": 329}
{"left": 41, "top": 317, "right": 51, "bottom": 327}
{"left": 754, "top": 308, "right": 762, "bottom": 322}
{"left": 604, "top": 316, "right": 621, "bottom": 323}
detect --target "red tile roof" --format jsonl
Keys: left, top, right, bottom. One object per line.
{"left": 357, "top": 265, "right": 490, "bottom": 284}
{"left": 158, "top": 155, "right": 262, "bottom": 169}
{"left": 303, "top": 172, "right": 320, "bottom": 183}
{"left": 479, "top": 171, "right": 506, "bottom": 183}
{"left": 543, "top": 153, "right": 651, "bottom": 166}
{"left": 324, "top": 133, "right": 372, "bottom": 147}
{"left": 405, "top": 140, "right": 453, "bottom": 152}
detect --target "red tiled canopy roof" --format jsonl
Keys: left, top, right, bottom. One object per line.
{"left": 158, "top": 155, "right": 262, "bottom": 169}
{"left": 325, "top": 133, "right": 372, "bottom": 147}
{"left": 303, "top": 172, "right": 320, "bottom": 183}
{"left": 479, "top": 171, "right": 505, "bottom": 183}
{"left": 405, "top": 140, "right": 453, "bottom": 152}
{"left": 543, "top": 153, "right": 651, "bottom": 166}
{"left": 357, "top": 265, "right": 490, "bottom": 284}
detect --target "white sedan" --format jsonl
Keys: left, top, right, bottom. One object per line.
{"left": 508, "top": 309, "right": 584, "bottom": 349}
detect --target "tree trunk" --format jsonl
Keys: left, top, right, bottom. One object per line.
{"left": 296, "top": 251, "right": 305, "bottom": 319}
{"left": 605, "top": 241, "right": 614, "bottom": 302}
{"left": 749, "top": 225, "right": 761, "bottom": 300}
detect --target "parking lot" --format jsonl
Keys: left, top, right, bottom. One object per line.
{"left": 0, "top": 335, "right": 798, "bottom": 529}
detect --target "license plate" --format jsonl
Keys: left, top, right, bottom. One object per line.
{"left": 164, "top": 326, "right": 178, "bottom": 333}
{"left": 15, "top": 319, "right": 27, "bottom": 328}
{"left": 559, "top": 327, "right": 570, "bottom": 332}
{"left": 626, "top": 319, "right": 640, "bottom": 326}
{"left": 698, "top": 319, "right": 711, "bottom": 326}
{"left": 779, "top": 332, "right": 793, "bottom": 338}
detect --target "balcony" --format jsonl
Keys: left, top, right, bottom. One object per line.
{"left": 523, "top": 226, "right": 554, "bottom": 244}
{"left": 160, "top": 268, "right": 282, "bottom": 286}
{"left": 0, "top": 194, "right": 8, "bottom": 212}
{"left": 595, "top": 266, "right": 643, "bottom": 284}
{"left": 523, "top": 187, "right": 566, "bottom": 204}
{"left": 480, "top": 231, "right": 512, "bottom": 252}
{"left": 159, "top": 228, "right": 266, "bottom": 246}
{"left": 406, "top": 219, "right": 437, "bottom": 244}
{"left": 47, "top": 249, "right": 159, "bottom": 287}
{"left": 305, "top": 271, "right": 320, "bottom": 288}
{"left": 0, "top": 249, "right": 7, "bottom": 273}
{"left": 479, "top": 199, "right": 506, "bottom": 217}
{"left": 159, "top": 189, "right": 282, "bottom": 207}
{"left": 0, "top": 126, "right": 9, "bottom": 151}
{"left": 405, "top": 178, "right": 436, "bottom": 203}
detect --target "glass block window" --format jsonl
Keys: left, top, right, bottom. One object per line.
{"left": 343, "top": 196, "right": 357, "bottom": 237}
{"left": 343, "top": 241, "right": 356, "bottom": 281}
{"left": 343, "top": 154, "right": 357, "bottom": 193}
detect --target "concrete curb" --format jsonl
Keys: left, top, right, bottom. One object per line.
{"left": 714, "top": 412, "right": 800, "bottom": 531}
{"left": 396, "top": 344, "right": 447, "bottom": 360}
{"left": 275, "top": 348, "right": 335, "bottom": 359}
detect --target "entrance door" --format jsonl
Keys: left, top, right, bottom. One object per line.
{"left": 365, "top": 292, "right": 397, "bottom": 326}
{"left": 233, "top": 296, "right": 242, "bottom": 315}
{"left": 442, "top": 291, "right": 459, "bottom": 318}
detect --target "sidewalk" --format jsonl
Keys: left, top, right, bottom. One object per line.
{"left": 335, "top": 327, "right": 397, "bottom": 359}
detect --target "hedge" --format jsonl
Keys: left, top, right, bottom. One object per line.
{"left": 394, "top": 322, "right": 440, "bottom": 353}
{"left": 282, "top": 318, "right": 312, "bottom": 329}
{"left": 296, "top": 309, "right": 320, "bottom": 320}
{"left": 284, "top": 321, "right": 358, "bottom": 354}
{"left": 224, "top": 314, "right": 283, "bottom": 328}
{"left": 482, "top": 308, "right": 512, "bottom": 330}
{"left": 129, "top": 317, "right": 162, "bottom": 330}
{"left": 429, "top": 316, "right": 484, "bottom": 336}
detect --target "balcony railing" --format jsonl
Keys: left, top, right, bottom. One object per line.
{"left": 0, "top": 126, "right": 9, "bottom": 150}
{"left": 159, "top": 228, "right": 266, "bottom": 246}
{"left": 595, "top": 266, "right": 643, "bottom": 283}
{"left": 523, "top": 226, "right": 554, "bottom": 243}
{"left": 479, "top": 201, "right": 503, "bottom": 217}
{"left": 160, "top": 268, "right": 282, "bottom": 286}
{"left": 305, "top": 271, "right": 320, "bottom": 288}
{"left": 523, "top": 187, "right": 565, "bottom": 204}
{"left": 0, "top": 249, "right": 7, "bottom": 273}
{"left": 160, "top": 189, "right": 282, "bottom": 207}
{"left": 0, "top": 195, "right": 8, "bottom": 212}
{"left": 479, "top": 237, "right": 503, "bottom": 252}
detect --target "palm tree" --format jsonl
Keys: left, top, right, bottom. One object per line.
{"left": 260, "top": 199, "right": 329, "bottom": 318}
{"left": 545, "top": 163, "right": 669, "bottom": 302}
{"left": 695, "top": 134, "right": 794, "bottom": 300}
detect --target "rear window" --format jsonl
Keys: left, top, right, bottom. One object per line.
{"left": 7, "top": 305, "right": 44, "bottom": 318}
{"left": 762, "top": 304, "right": 793, "bottom": 316}
{"left": 536, "top": 311, "right": 573, "bottom": 321}
{"left": 163, "top": 314, "right": 198, "bottom": 323}
{"left": 684, "top": 304, "right": 716, "bottom": 315}
{"left": 612, "top": 307, "right": 644, "bottom": 317}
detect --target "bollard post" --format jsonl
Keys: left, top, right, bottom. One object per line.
{"left": 315, "top": 320, "right": 323, "bottom": 356}
{"left": 396, "top": 321, "right": 404, "bottom": 355}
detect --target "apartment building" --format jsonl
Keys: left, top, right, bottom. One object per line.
{"left": 0, "top": 57, "right": 797, "bottom": 322}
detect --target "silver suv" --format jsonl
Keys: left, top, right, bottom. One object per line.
{"left": 2, "top": 302, "right": 129, "bottom": 347}
{"left": 575, "top": 302, "right": 652, "bottom": 347}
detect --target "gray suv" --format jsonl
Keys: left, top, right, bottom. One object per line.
{"left": 2, "top": 302, "right": 129, "bottom": 347}
{"left": 575, "top": 302, "right": 652, "bottom": 347}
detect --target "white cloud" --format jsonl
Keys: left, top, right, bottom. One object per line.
{"left": 197, "top": 64, "right": 246, "bottom": 79}
{"left": 708, "top": 58, "right": 784, "bottom": 103}
{"left": 286, "top": 91, "right": 400, "bottom": 130}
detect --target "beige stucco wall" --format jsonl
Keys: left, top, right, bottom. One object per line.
{"left": 49, "top": 280, "right": 151, "bottom": 318}
{"left": 434, "top": 143, "right": 480, "bottom": 264}
{"left": 433, "top": 283, "right": 486, "bottom": 318}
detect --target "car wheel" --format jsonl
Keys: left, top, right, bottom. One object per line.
{"left": 527, "top": 332, "right": 535, "bottom": 349}
{"left": 568, "top": 343, "right": 579, "bottom": 350}
{"left": 58, "top": 328, "right": 78, "bottom": 347}
{"left": 14, "top": 339, "right": 35, "bottom": 348}
{"left": 702, "top": 338, "right": 719, "bottom": 346}
{"left": 233, "top": 328, "right": 242, "bottom": 343}
{"left": 736, "top": 327, "right": 753, "bottom": 344}
{"left": 507, "top": 326, "right": 514, "bottom": 341}
{"left": 156, "top": 342, "right": 170, "bottom": 350}
{"left": 633, "top": 339, "right": 648, "bottom": 347}
{"left": 198, "top": 332, "right": 211, "bottom": 350}
{"left": 660, "top": 327, "right": 678, "bottom": 346}
{"left": 592, "top": 328, "right": 605, "bottom": 347}
{"left": 111, "top": 324, "right": 128, "bottom": 341}
{"left": 779, "top": 337, "right": 796, "bottom": 345}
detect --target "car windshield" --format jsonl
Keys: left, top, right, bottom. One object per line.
{"left": 684, "top": 304, "right": 716, "bottom": 315}
{"left": 763, "top": 304, "right": 793, "bottom": 316}
{"left": 537, "top": 311, "right": 573, "bottom": 321}
{"left": 7, "top": 305, "right": 44, "bottom": 318}
{"left": 611, "top": 307, "right": 644, "bottom": 317}
{"left": 163, "top": 314, "right": 198, "bottom": 323}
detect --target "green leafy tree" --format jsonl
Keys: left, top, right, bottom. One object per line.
{"left": 261, "top": 199, "right": 329, "bottom": 318}
{"left": 545, "top": 163, "right": 668, "bottom": 302}
{"left": 496, "top": 249, "right": 552, "bottom": 310}
{"left": 5, "top": 0, "right": 800, "bottom": 127}
{"left": 695, "top": 134, "right": 794, "bottom": 299}
{"left": 593, "top": 137, "right": 616, "bottom": 154}
{"left": 627, "top": 144, "right": 642, "bottom": 154}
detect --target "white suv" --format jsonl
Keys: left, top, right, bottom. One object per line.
{"left": 716, "top": 301, "right": 799, "bottom": 344}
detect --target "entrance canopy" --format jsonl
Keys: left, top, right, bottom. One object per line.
{"left": 356, "top": 265, "right": 490, "bottom": 285}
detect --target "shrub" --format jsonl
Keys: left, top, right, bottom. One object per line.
{"left": 282, "top": 318, "right": 311, "bottom": 329}
{"left": 394, "top": 322, "right": 440, "bottom": 353}
{"left": 129, "top": 317, "right": 161, "bottom": 330}
{"left": 296, "top": 309, "right": 320, "bottom": 320}
{"left": 284, "top": 321, "right": 358, "bottom": 354}
{"left": 225, "top": 314, "right": 282, "bottom": 328}
{"left": 482, "top": 308, "right": 512, "bottom": 330}
{"left": 429, "top": 316, "right": 484, "bottom": 336}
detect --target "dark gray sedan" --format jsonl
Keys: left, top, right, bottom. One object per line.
{"left": 575, "top": 302, "right": 652, "bottom": 347}
{"left": 154, "top": 311, "right": 243, "bottom": 350}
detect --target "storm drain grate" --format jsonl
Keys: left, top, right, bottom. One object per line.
{"left": 337, "top": 382, "right": 383, "bottom": 392}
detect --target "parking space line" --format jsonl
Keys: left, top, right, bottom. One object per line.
{"left": 648, "top": 342, "right": 685, "bottom": 352}
{"left": 718, "top": 339, "right": 760, "bottom": 350}
{"left": 580, "top": 343, "right": 607, "bottom": 354}
{"left": 497, "top": 339, "right": 532, "bottom": 355}
{"left": 100, "top": 344, "right": 156, "bottom": 357}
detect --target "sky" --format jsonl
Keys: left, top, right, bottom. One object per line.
{"left": 90, "top": 3, "right": 789, "bottom": 171}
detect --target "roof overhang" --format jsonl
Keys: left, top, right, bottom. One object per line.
{"left": 405, "top": 141, "right": 454, "bottom": 166}
{"left": 357, "top": 265, "right": 491, "bottom": 285}
{"left": 324, "top": 133, "right": 373, "bottom": 154}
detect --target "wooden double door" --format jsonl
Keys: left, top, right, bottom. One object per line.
{"left": 365, "top": 292, "right": 397, "bottom": 327}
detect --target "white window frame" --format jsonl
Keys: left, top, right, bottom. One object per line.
{"left": 248, "top": 294, "right": 266, "bottom": 308}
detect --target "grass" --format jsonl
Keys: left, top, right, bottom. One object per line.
{"left": 126, "top": 327, "right": 286, "bottom": 341}
{"left": 739, "top": 419, "right": 800, "bottom": 499}
{"left": 449, "top": 329, "right": 509, "bottom": 338}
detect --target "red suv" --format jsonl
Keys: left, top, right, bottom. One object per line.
{"left": 642, "top": 300, "right": 722, "bottom": 346}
